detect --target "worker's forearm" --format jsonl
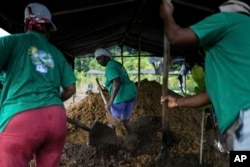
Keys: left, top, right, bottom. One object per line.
{"left": 60, "top": 84, "right": 76, "bottom": 101}
{"left": 177, "top": 92, "right": 211, "bottom": 108}
{"left": 110, "top": 86, "right": 119, "bottom": 104}
{"left": 109, "top": 78, "right": 121, "bottom": 104}
{"left": 163, "top": 15, "right": 181, "bottom": 45}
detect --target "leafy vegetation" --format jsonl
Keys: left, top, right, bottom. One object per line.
{"left": 73, "top": 46, "right": 198, "bottom": 95}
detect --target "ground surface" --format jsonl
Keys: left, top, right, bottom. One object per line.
{"left": 60, "top": 79, "right": 229, "bottom": 167}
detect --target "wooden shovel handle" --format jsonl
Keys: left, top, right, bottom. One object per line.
{"left": 66, "top": 117, "right": 91, "bottom": 132}
{"left": 95, "top": 78, "right": 113, "bottom": 115}
{"left": 95, "top": 78, "right": 107, "bottom": 105}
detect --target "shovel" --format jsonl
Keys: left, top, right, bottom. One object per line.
{"left": 156, "top": 1, "right": 171, "bottom": 165}
{"left": 95, "top": 78, "right": 109, "bottom": 112}
{"left": 67, "top": 117, "right": 118, "bottom": 147}
{"left": 95, "top": 78, "right": 128, "bottom": 136}
{"left": 95, "top": 78, "right": 120, "bottom": 126}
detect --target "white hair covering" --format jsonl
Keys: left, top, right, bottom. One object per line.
{"left": 219, "top": 0, "right": 250, "bottom": 15}
{"left": 94, "top": 48, "right": 112, "bottom": 58}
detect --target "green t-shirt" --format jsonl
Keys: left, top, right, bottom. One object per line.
{"left": 104, "top": 59, "right": 137, "bottom": 104}
{"left": 0, "top": 31, "right": 76, "bottom": 132}
{"left": 0, "top": 71, "right": 5, "bottom": 103}
{"left": 190, "top": 12, "right": 250, "bottom": 133}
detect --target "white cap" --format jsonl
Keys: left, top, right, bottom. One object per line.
{"left": 24, "top": 3, "right": 57, "bottom": 31}
{"left": 94, "top": 48, "right": 113, "bottom": 58}
{"left": 219, "top": 0, "right": 250, "bottom": 15}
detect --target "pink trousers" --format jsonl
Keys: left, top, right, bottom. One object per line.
{"left": 0, "top": 105, "right": 67, "bottom": 167}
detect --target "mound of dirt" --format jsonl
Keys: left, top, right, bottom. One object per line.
{"left": 62, "top": 79, "right": 229, "bottom": 167}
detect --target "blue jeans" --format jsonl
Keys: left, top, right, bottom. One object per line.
{"left": 223, "top": 109, "right": 250, "bottom": 151}
{"left": 233, "top": 109, "right": 250, "bottom": 150}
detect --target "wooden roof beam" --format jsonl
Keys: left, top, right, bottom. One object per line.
{"left": 53, "top": 0, "right": 136, "bottom": 16}
{"left": 172, "top": 0, "right": 215, "bottom": 13}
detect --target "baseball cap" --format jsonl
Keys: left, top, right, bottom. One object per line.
{"left": 219, "top": 0, "right": 250, "bottom": 14}
{"left": 24, "top": 3, "right": 57, "bottom": 31}
{"left": 94, "top": 48, "right": 113, "bottom": 58}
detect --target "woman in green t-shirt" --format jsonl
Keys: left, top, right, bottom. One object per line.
{"left": 94, "top": 48, "right": 137, "bottom": 133}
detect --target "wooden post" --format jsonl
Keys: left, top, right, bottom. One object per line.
{"left": 162, "top": 35, "right": 170, "bottom": 143}
{"left": 138, "top": 20, "right": 142, "bottom": 87}
{"left": 156, "top": 1, "right": 171, "bottom": 166}
{"left": 120, "top": 45, "right": 124, "bottom": 65}
{"left": 200, "top": 110, "right": 205, "bottom": 164}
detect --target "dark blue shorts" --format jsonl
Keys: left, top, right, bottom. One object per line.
{"left": 110, "top": 97, "right": 136, "bottom": 120}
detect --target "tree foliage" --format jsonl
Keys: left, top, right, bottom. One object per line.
{"left": 74, "top": 45, "right": 156, "bottom": 73}
{"left": 74, "top": 56, "right": 92, "bottom": 72}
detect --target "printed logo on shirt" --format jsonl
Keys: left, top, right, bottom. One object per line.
{"left": 29, "top": 46, "right": 55, "bottom": 73}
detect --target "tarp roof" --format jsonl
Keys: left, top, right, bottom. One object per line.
{"left": 0, "top": 0, "right": 226, "bottom": 61}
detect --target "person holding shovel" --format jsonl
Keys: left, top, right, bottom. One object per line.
{"left": 94, "top": 48, "right": 137, "bottom": 133}
{"left": 160, "top": 0, "right": 250, "bottom": 151}
{"left": 0, "top": 2, "right": 76, "bottom": 167}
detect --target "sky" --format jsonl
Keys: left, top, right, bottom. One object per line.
{"left": 0, "top": 28, "right": 10, "bottom": 37}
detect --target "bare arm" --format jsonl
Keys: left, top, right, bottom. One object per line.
{"left": 108, "top": 77, "right": 121, "bottom": 106}
{"left": 60, "top": 83, "right": 76, "bottom": 101}
{"left": 160, "top": 0, "right": 199, "bottom": 46}
{"left": 161, "top": 91, "right": 211, "bottom": 108}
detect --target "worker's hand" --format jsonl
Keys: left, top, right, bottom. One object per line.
{"left": 60, "top": 83, "right": 76, "bottom": 101}
{"left": 160, "top": 0, "right": 174, "bottom": 20}
{"left": 97, "top": 85, "right": 106, "bottom": 92}
{"left": 161, "top": 95, "right": 178, "bottom": 108}
{"left": 105, "top": 100, "right": 112, "bottom": 112}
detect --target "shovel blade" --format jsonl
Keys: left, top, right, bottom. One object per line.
{"left": 88, "top": 121, "right": 118, "bottom": 147}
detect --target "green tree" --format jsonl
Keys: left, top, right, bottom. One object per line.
{"left": 74, "top": 56, "right": 92, "bottom": 72}
{"left": 74, "top": 57, "right": 81, "bottom": 72}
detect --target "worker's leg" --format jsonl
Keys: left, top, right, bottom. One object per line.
{"left": 121, "top": 97, "right": 136, "bottom": 133}
{"left": 110, "top": 97, "right": 135, "bottom": 119}
{"left": 34, "top": 105, "right": 66, "bottom": 167}
{"left": 110, "top": 103, "right": 123, "bottom": 120}
{"left": 106, "top": 102, "right": 123, "bottom": 129}
{"left": 110, "top": 98, "right": 136, "bottom": 132}
{"left": 0, "top": 108, "right": 47, "bottom": 167}
{"left": 121, "top": 98, "right": 136, "bottom": 119}
{"left": 0, "top": 105, "right": 66, "bottom": 167}
{"left": 233, "top": 109, "right": 250, "bottom": 150}
{"left": 223, "top": 109, "right": 250, "bottom": 151}
{"left": 177, "top": 74, "right": 184, "bottom": 93}
{"left": 0, "top": 128, "right": 32, "bottom": 167}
